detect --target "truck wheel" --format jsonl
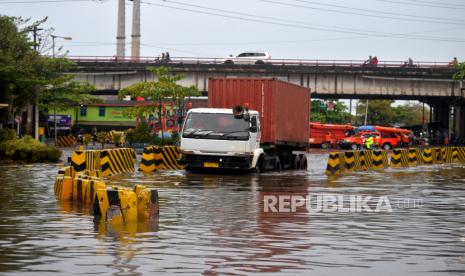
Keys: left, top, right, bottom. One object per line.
{"left": 351, "top": 144, "right": 358, "bottom": 151}
{"left": 255, "top": 156, "right": 264, "bottom": 173}
{"left": 383, "top": 143, "right": 392, "bottom": 150}
{"left": 293, "top": 155, "right": 301, "bottom": 170}
{"left": 321, "top": 142, "right": 328, "bottom": 149}
{"left": 300, "top": 155, "right": 308, "bottom": 170}
{"left": 275, "top": 157, "right": 282, "bottom": 171}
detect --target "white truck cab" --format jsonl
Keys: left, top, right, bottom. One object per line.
{"left": 179, "top": 107, "right": 264, "bottom": 170}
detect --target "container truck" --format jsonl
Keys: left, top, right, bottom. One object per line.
{"left": 179, "top": 78, "right": 310, "bottom": 172}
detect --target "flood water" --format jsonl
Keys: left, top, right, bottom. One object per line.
{"left": 1, "top": 153, "right": 465, "bottom": 275}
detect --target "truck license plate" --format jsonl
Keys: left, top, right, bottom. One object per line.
{"left": 204, "top": 162, "right": 219, "bottom": 168}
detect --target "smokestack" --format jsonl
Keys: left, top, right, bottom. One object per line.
{"left": 116, "top": 0, "right": 126, "bottom": 58}
{"left": 131, "top": 0, "right": 141, "bottom": 58}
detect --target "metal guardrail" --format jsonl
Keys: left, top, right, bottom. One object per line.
{"left": 66, "top": 56, "right": 453, "bottom": 69}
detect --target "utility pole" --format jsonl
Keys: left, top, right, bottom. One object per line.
{"left": 32, "top": 26, "right": 42, "bottom": 140}
{"left": 50, "top": 34, "right": 72, "bottom": 145}
{"left": 349, "top": 99, "right": 352, "bottom": 124}
{"left": 364, "top": 99, "right": 369, "bottom": 125}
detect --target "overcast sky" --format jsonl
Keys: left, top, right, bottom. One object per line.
{"left": 1, "top": 0, "right": 464, "bottom": 62}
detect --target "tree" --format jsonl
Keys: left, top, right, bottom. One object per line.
{"left": 38, "top": 68, "right": 98, "bottom": 144}
{"left": 118, "top": 66, "right": 200, "bottom": 145}
{"left": 393, "top": 103, "right": 429, "bottom": 126}
{"left": 0, "top": 16, "right": 40, "bottom": 123}
{"left": 356, "top": 100, "right": 396, "bottom": 125}
{"left": 453, "top": 62, "right": 465, "bottom": 80}
{"left": 0, "top": 15, "right": 99, "bottom": 142}
{"left": 310, "top": 100, "right": 352, "bottom": 124}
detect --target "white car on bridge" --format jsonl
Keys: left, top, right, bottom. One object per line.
{"left": 221, "top": 52, "right": 271, "bottom": 65}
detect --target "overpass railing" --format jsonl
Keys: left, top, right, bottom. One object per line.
{"left": 67, "top": 56, "right": 452, "bottom": 69}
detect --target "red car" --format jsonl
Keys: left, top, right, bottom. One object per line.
{"left": 339, "top": 130, "right": 405, "bottom": 150}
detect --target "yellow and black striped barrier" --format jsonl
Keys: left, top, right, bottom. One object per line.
{"left": 421, "top": 148, "right": 433, "bottom": 165}
{"left": 71, "top": 148, "right": 135, "bottom": 176}
{"left": 58, "top": 166, "right": 75, "bottom": 178}
{"left": 140, "top": 147, "right": 156, "bottom": 172}
{"left": 407, "top": 148, "right": 418, "bottom": 166}
{"left": 327, "top": 146, "right": 465, "bottom": 178}
{"left": 70, "top": 150, "right": 101, "bottom": 173}
{"left": 458, "top": 147, "right": 465, "bottom": 162}
{"left": 54, "top": 175, "right": 73, "bottom": 201}
{"left": 53, "top": 167, "right": 159, "bottom": 225}
{"left": 93, "top": 186, "right": 159, "bottom": 223}
{"left": 390, "top": 149, "right": 409, "bottom": 167}
{"left": 57, "top": 135, "right": 76, "bottom": 147}
{"left": 100, "top": 148, "right": 136, "bottom": 176}
{"left": 432, "top": 148, "right": 443, "bottom": 164}
{"left": 343, "top": 151, "right": 356, "bottom": 172}
{"left": 371, "top": 150, "right": 389, "bottom": 169}
{"left": 139, "top": 146, "right": 184, "bottom": 171}
{"left": 325, "top": 152, "right": 344, "bottom": 176}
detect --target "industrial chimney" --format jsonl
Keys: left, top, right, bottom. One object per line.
{"left": 116, "top": 0, "right": 126, "bottom": 58}
{"left": 131, "top": 0, "right": 141, "bottom": 58}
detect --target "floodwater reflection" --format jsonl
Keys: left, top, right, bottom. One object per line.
{"left": 0, "top": 154, "right": 465, "bottom": 275}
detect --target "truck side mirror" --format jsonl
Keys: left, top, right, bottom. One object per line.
{"left": 250, "top": 117, "right": 258, "bottom": 132}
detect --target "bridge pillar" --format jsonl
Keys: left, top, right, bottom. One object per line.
{"left": 433, "top": 103, "right": 450, "bottom": 129}
{"left": 453, "top": 103, "right": 465, "bottom": 143}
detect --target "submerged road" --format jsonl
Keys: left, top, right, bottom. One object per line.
{"left": 0, "top": 153, "right": 464, "bottom": 275}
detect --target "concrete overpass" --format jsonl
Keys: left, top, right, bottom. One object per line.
{"left": 68, "top": 56, "right": 465, "bottom": 140}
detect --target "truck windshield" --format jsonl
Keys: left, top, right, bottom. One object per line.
{"left": 182, "top": 113, "right": 250, "bottom": 140}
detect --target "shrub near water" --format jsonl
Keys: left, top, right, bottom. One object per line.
{"left": 0, "top": 135, "right": 62, "bottom": 163}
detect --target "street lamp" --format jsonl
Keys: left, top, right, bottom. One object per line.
{"left": 50, "top": 34, "right": 72, "bottom": 145}
{"left": 51, "top": 34, "right": 72, "bottom": 58}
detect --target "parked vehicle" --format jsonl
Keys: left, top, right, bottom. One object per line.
{"left": 339, "top": 125, "right": 411, "bottom": 150}
{"left": 179, "top": 78, "right": 310, "bottom": 172}
{"left": 221, "top": 52, "right": 271, "bottom": 65}
{"left": 309, "top": 122, "right": 354, "bottom": 148}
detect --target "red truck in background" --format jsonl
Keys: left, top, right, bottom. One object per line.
{"left": 309, "top": 122, "right": 354, "bottom": 148}
{"left": 339, "top": 125, "right": 411, "bottom": 150}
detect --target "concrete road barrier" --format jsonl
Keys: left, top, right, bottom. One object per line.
{"left": 139, "top": 146, "right": 184, "bottom": 171}
{"left": 57, "top": 136, "right": 76, "bottom": 147}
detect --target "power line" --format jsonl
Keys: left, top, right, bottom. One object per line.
{"left": 377, "top": 0, "right": 465, "bottom": 10}
{"left": 285, "top": 0, "right": 465, "bottom": 24}
{"left": 261, "top": 0, "right": 465, "bottom": 25}
{"left": 405, "top": 0, "right": 465, "bottom": 8}
{"left": 59, "top": 26, "right": 462, "bottom": 49}
{"left": 141, "top": 0, "right": 465, "bottom": 43}
{"left": 0, "top": 0, "right": 92, "bottom": 3}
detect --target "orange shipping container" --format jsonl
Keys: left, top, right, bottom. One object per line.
{"left": 208, "top": 78, "right": 310, "bottom": 146}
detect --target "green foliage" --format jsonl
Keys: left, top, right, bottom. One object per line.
{"left": 356, "top": 100, "right": 428, "bottom": 126}
{"left": 125, "top": 122, "right": 152, "bottom": 144}
{"left": 0, "top": 128, "right": 16, "bottom": 142}
{"left": 118, "top": 66, "right": 200, "bottom": 144}
{"left": 0, "top": 135, "right": 62, "bottom": 162}
{"left": 112, "top": 132, "right": 123, "bottom": 147}
{"left": 310, "top": 100, "right": 352, "bottom": 124}
{"left": 453, "top": 62, "right": 465, "bottom": 80}
{"left": 393, "top": 103, "right": 428, "bottom": 126}
{"left": 357, "top": 100, "right": 395, "bottom": 125}
{"left": 0, "top": 15, "right": 99, "bottom": 126}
